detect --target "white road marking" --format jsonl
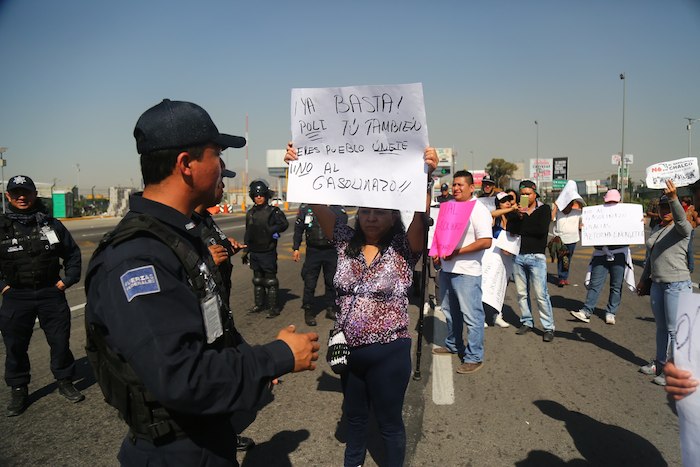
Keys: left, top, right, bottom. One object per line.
{"left": 430, "top": 304, "right": 455, "bottom": 405}
{"left": 70, "top": 303, "right": 86, "bottom": 312}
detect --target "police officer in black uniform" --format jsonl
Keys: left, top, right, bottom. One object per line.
{"left": 243, "top": 180, "right": 289, "bottom": 319}
{"left": 436, "top": 183, "right": 454, "bottom": 203}
{"left": 0, "top": 175, "right": 84, "bottom": 417}
{"left": 84, "top": 99, "right": 319, "bottom": 466}
{"left": 292, "top": 203, "right": 347, "bottom": 326}
{"left": 194, "top": 163, "right": 253, "bottom": 453}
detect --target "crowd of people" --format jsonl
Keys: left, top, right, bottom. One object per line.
{"left": 1, "top": 98, "right": 697, "bottom": 466}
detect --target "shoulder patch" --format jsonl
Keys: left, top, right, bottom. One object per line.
{"left": 120, "top": 265, "right": 161, "bottom": 302}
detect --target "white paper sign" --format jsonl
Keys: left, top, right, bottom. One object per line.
{"left": 674, "top": 293, "right": 700, "bottom": 466}
{"left": 581, "top": 203, "right": 645, "bottom": 246}
{"left": 494, "top": 230, "right": 521, "bottom": 255}
{"left": 646, "top": 157, "right": 699, "bottom": 189}
{"left": 481, "top": 245, "right": 512, "bottom": 312}
{"left": 288, "top": 83, "right": 429, "bottom": 211}
{"left": 427, "top": 206, "right": 440, "bottom": 249}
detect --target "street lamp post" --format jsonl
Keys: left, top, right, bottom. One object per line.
{"left": 685, "top": 117, "right": 699, "bottom": 157}
{"left": 619, "top": 73, "right": 626, "bottom": 200}
{"left": 534, "top": 120, "right": 539, "bottom": 187}
{"left": 0, "top": 147, "right": 7, "bottom": 214}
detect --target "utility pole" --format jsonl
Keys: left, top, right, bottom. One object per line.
{"left": 619, "top": 73, "right": 626, "bottom": 200}
{"left": 685, "top": 117, "right": 699, "bottom": 157}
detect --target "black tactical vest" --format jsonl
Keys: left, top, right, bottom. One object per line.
{"left": 301, "top": 208, "right": 332, "bottom": 248}
{"left": 0, "top": 215, "right": 61, "bottom": 288}
{"left": 245, "top": 204, "right": 277, "bottom": 252}
{"left": 84, "top": 214, "right": 239, "bottom": 444}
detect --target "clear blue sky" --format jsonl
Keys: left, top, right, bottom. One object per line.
{"left": 1, "top": 0, "right": 698, "bottom": 193}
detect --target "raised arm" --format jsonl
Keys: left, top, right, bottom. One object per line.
{"left": 406, "top": 147, "right": 438, "bottom": 253}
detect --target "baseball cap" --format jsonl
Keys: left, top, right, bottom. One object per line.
{"left": 222, "top": 168, "right": 236, "bottom": 178}
{"left": 7, "top": 175, "right": 36, "bottom": 192}
{"left": 603, "top": 189, "right": 621, "bottom": 203}
{"left": 496, "top": 191, "right": 513, "bottom": 203}
{"left": 659, "top": 194, "right": 670, "bottom": 205}
{"left": 134, "top": 99, "right": 247, "bottom": 155}
{"left": 482, "top": 175, "right": 496, "bottom": 185}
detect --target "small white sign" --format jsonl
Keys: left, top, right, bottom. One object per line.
{"left": 646, "top": 157, "right": 700, "bottom": 189}
{"left": 288, "top": 83, "right": 429, "bottom": 211}
{"left": 581, "top": 203, "right": 645, "bottom": 246}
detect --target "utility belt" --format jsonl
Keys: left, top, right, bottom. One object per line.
{"left": 7, "top": 279, "right": 58, "bottom": 290}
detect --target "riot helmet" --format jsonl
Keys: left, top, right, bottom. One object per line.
{"left": 249, "top": 179, "right": 271, "bottom": 201}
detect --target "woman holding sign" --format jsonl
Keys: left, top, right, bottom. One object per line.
{"left": 285, "top": 142, "right": 437, "bottom": 467}
{"left": 637, "top": 180, "right": 693, "bottom": 386}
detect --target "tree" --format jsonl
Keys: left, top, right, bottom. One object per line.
{"left": 485, "top": 158, "right": 519, "bottom": 188}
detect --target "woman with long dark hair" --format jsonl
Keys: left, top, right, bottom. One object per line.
{"left": 285, "top": 143, "right": 436, "bottom": 467}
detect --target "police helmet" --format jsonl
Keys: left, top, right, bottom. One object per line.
{"left": 249, "top": 179, "right": 271, "bottom": 200}
{"left": 440, "top": 183, "right": 449, "bottom": 191}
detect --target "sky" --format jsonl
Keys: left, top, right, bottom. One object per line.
{"left": 0, "top": 0, "right": 699, "bottom": 194}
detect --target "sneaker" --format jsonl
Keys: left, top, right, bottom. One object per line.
{"left": 652, "top": 373, "right": 667, "bottom": 386}
{"left": 562, "top": 280, "right": 570, "bottom": 285}
{"left": 6, "top": 386, "right": 29, "bottom": 417}
{"left": 432, "top": 347, "right": 455, "bottom": 356}
{"left": 570, "top": 310, "right": 591, "bottom": 323}
{"left": 483, "top": 322, "right": 489, "bottom": 328}
{"left": 236, "top": 435, "right": 255, "bottom": 452}
{"left": 57, "top": 380, "right": 85, "bottom": 403}
{"left": 543, "top": 330, "right": 555, "bottom": 342}
{"left": 605, "top": 314, "right": 616, "bottom": 325}
{"left": 494, "top": 315, "right": 510, "bottom": 328}
{"left": 516, "top": 325, "right": 532, "bottom": 335}
{"left": 456, "top": 362, "right": 483, "bottom": 374}
{"left": 639, "top": 360, "right": 658, "bottom": 376}
{"left": 557, "top": 279, "right": 565, "bottom": 288}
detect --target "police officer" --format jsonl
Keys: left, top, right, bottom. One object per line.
{"left": 84, "top": 99, "right": 319, "bottom": 466}
{"left": 243, "top": 180, "right": 289, "bottom": 318}
{"left": 194, "top": 163, "right": 253, "bottom": 453}
{"left": 436, "top": 183, "right": 454, "bottom": 203}
{"left": 0, "top": 175, "right": 84, "bottom": 417}
{"left": 292, "top": 204, "right": 347, "bottom": 326}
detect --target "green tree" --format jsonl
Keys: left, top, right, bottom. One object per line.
{"left": 485, "top": 158, "right": 518, "bottom": 188}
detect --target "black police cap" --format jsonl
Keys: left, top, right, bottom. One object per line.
{"left": 134, "top": 99, "right": 246, "bottom": 155}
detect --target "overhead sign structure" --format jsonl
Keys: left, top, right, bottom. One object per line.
{"left": 287, "top": 83, "right": 429, "bottom": 211}
{"left": 581, "top": 203, "right": 645, "bottom": 246}
{"left": 645, "top": 157, "right": 700, "bottom": 189}
{"left": 611, "top": 154, "right": 634, "bottom": 165}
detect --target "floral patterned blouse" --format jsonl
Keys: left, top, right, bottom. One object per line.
{"left": 333, "top": 222, "right": 421, "bottom": 348}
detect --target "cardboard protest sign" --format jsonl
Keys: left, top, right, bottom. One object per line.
{"left": 428, "top": 200, "right": 476, "bottom": 258}
{"left": 646, "top": 157, "right": 699, "bottom": 189}
{"left": 288, "top": 83, "right": 429, "bottom": 211}
{"left": 674, "top": 293, "right": 700, "bottom": 465}
{"left": 581, "top": 203, "right": 645, "bottom": 246}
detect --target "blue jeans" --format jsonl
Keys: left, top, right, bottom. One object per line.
{"left": 557, "top": 243, "right": 576, "bottom": 280}
{"left": 439, "top": 271, "right": 485, "bottom": 363}
{"left": 581, "top": 253, "right": 626, "bottom": 317}
{"left": 650, "top": 280, "right": 692, "bottom": 365}
{"left": 513, "top": 253, "right": 555, "bottom": 331}
{"left": 341, "top": 338, "right": 411, "bottom": 467}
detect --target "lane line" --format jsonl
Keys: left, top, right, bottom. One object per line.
{"left": 430, "top": 304, "right": 455, "bottom": 405}
{"left": 70, "top": 303, "right": 86, "bottom": 312}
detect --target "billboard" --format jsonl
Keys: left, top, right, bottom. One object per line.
{"left": 529, "top": 158, "right": 553, "bottom": 182}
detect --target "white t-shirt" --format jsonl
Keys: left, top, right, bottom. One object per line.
{"left": 441, "top": 199, "right": 493, "bottom": 276}
{"left": 553, "top": 209, "right": 581, "bottom": 244}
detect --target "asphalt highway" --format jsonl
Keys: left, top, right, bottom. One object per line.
{"left": 0, "top": 213, "right": 692, "bottom": 466}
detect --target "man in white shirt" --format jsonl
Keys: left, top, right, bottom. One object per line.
{"left": 432, "top": 170, "right": 493, "bottom": 374}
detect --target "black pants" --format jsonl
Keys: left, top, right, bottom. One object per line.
{"left": 301, "top": 246, "right": 337, "bottom": 308}
{"left": 249, "top": 250, "right": 278, "bottom": 274}
{"left": 0, "top": 286, "right": 75, "bottom": 387}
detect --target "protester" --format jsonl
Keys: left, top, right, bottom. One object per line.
{"left": 551, "top": 180, "right": 584, "bottom": 287}
{"left": 243, "top": 179, "right": 289, "bottom": 318}
{"left": 482, "top": 190, "right": 519, "bottom": 327}
{"left": 432, "top": 170, "right": 493, "bottom": 371}
{"left": 285, "top": 142, "right": 437, "bottom": 467}
{"left": 436, "top": 183, "right": 454, "bottom": 203}
{"left": 292, "top": 203, "right": 348, "bottom": 326}
{"left": 646, "top": 197, "right": 661, "bottom": 230}
{"left": 570, "top": 189, "right": 636, "bottom": 326}
{"left": 0, "top": 175, "right": 84, "bottom": 416}
{"left": 85, "top": 99, "right": 319, "bottom": 465}
{"left": 636, "top": 180, "right": 693, "bottom": 386}
{"left": 509, "top": 180, "right": 556, "bottom": 342}
{"left": 480, "top": 175, "right": 496, "bottom": 197}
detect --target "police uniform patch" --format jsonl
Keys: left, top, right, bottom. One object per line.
{"left": 120, "top": 265, "right": 161, "bottom": 302}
